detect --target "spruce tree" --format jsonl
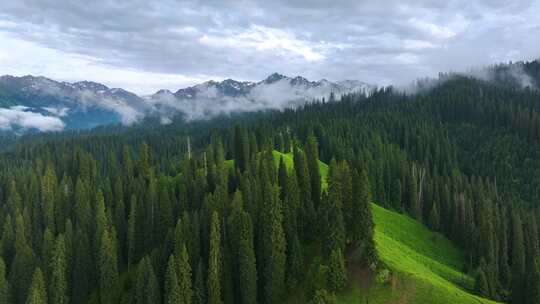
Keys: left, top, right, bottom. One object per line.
{"left": 194, "top": 261, "right": 206, "bottom": 304}
{"left": 310, "top": 289, "right": 336, "bottom": 304}
{"left": 7, "top": 180, "right": 22, "bottom": 215}
{"left": 207, "top": 212, "right": 222, "bottom": 304}
{"left": 351, "top": 170, "right": 377, "bottom": 264}
{"left": 127, "top": 195, "right": 138, "bottom": 268}
{"left": 339, "top": 161, "right": 353, "bottom": 239}
{"left": 407, "top": 171, "right": 420, "bottom": 220}
{"left": 41, "top": 164, "right": 57, "bottom": 233}
{"left": 510, "top": 213, "right": 525, "bottom": 304}
{"left": 51, "top": 235, "right": 68, "bottom": 304}
{"left": 235, "top": 211, "right": 257, "bottom": 304}
{"left": 165, "top": 255, "right": 181, "bottom": 304}
{"left": 1, "top": 215, "right": 14, "bottom": 267}
{"left": 99, "top": 229, "right": 119, "bottom": 304}
{"left": 177, "top": 245, "right": 193, "bottom": 304}
{"left": 63, "top": 220, "right": 74, "bottom": 294}
{"left": 234, "top": 125, "right": 249, "bottom": 172}
{"left": 391, "top": 178, "right": 402, "bottom": 211}
{"left": 94, "top": 190, "right": 107, "bottom": 274}
{"left": 306, "top": 135, "right": 322, "bottom": 209}
{"left": 428, "top": 201, "right": 440, "bottom": 231}
{"left": 526, "top": 261, "right": 540, "bottom": 304}
{"left": 157, "top": 176, "right": 173, "bottom": 243}
{"left": 525, "top": 215, "right": 540, "bottom": 304}
{"left": 320, "top": 159, "right": 346, "bottom": 256}
{"left": 25, "top": 268, "right": 47, "bottom": 304}
{"left": 278, "top": 157, "right": 288, "bottom": 201}
{"left": 41, "top": 228, "right": 55, "bottom": 284}
{"left": 327, "top": 248, "right": 347, "bottom": 293}
{"left": 0, "top": 258, "right": 11, "bottom": 304}
{"left": 293, "top": 147, "right": 314, "bottom": 240}
{"left": 135, "top": 257, "right": 161, "bottom": 304}
{"left": 498, "top": 207, "right": 511, "bottom": 290}
{"left": 283, "top": 171, "right": 303, "bottom": 288}
{"left": 474, "top": 267, "right": 489, "bottom": 298}
{"left": 260, "top": 182, "right": 286, "bottom": 304}
{"left": 10, "top": 216, "right": 37, "bottom": 304}
{"left": 146, "top": 258, "right": 161, "bottom": 304}
{"left": 113, "top": 178, "right": 126, "bottom": 268}
{"left": 72, "top": 229, "right": 91, "bottom": 304}
{"left": 74, "top": 178, "right": 91, "bottom": 232}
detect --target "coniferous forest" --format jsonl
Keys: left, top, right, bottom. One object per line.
{"left": 0, "top": 61, "right": 540, "bottom": 304}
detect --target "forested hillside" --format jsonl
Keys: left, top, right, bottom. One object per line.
{"left": 1, "top": 63, "right": 540, "bottom": 303}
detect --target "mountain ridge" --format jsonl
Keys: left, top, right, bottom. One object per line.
{"left": 0, "top": 73, "right": 373, "bottom": 132}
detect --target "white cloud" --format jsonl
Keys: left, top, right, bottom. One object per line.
{"left": 0, "top": 0, "right": 538, "bottom": 91}
{"left": 0, "top": 107, "right": 65, "bottom": 131}
{"left": 395, "top": 53, "right": 419, "bottom": 64}
{"left": 199, "top": 25, "right": 326, "bottom": 62}
{"left": 403, "top": 39, "right": 437, "bottom": 50}
{"left": 409, "top": 18, "right": 457, "bottom": 39}
{"left": 149, "top": 77, "right": 373, "bottom": 121}
{"left": 0, "top": 32, "right": 219, "bottom": 95}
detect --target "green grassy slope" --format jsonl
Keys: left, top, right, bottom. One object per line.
{"left": 339, "top": 204, "right": 500, "bottom": 304}
{"left": 227, "top": 150, "right": 497, "bottom": 303}
{"left": 271, "top": 150, "right": 329, "bottom": 190}
{"left": 225, "top": 150, "right": 329, "bottom": 190}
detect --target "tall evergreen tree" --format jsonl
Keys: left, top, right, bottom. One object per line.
{"left": 474, "top": 267, "right": 489, "bottom": 298}
{"left": 1, "top": 215, "right": 15, "bottom": 267}
{"left": 165, "top": 255, "right": 181, "bottom": 304}
{"left": 94, "top": 190, "right": 108, "bottom": 273}
{"left": 293, "top": 147, "right": 315, "bottom": 240}
{"left": 127, "top": 195, "right": 138, "bottom": 268}
{"left": 74, "top": 178, "right": 91, "bottom": 232}
{"left": 99, "top": 229, "right": 119, "bottom": 304}
{"left": 25, "top": 268, "right": 47, "bottom": 304}
{"left": 72, "top": 229, "right": 91, "bottom": 304}
{"left": 525, "top": 215, "right": 540, "bottom": 304}
{"left": 260, "top": 182, "right": 286, "bottom": 304}
{"left": 0, "top": 258, "right": 11, "bottom": 304}
{"left": 41, "top": 229, "right": 55, "bottom": 285}
{"left": 407, "top": 170, "right": 420, "bottom": 220}
{"left": 194, "top": 261, "right": 206, "bottom": 304}
{"left": 306, "top": 135, "right": 322, "bottom": 209}
{"left": 351, "top": 170, "right": 377, "bottom": 264}
{"left": 320, "top": 159, "right": 346, "bottom": 256}
{"left": 177, "top": 245, "right": 193, "bottom": 304}
{"left": 50, "top": 235, "right": 68, "bottom": 304}
{"left": 282, "top": 170, "right": 303, "bottom": 288}
{"left": 511, "top": 213, "right": 526, "bottom": 304}
{"left": 10, "top": 215, "right": 37, "bottom": 304}
{"left": 207, "top": 212, "right": 222, "bottom": 304}
{"left": 327, "top": 248, "right": 347, "bottom": 293}
{"left": 339, "top": 161, "right": 353, "bottom": 239}
{"left": 428, "top": 201, "right": 440, "bottom": 231}
{"left": 391, "top": 178, "right": 402, "bottom": 211}
{"left": 234, "top": 125, "right": 249, "bottom": 172}
{"left": 228, "top": 198, "right": 257, "bottom": 304}
{"left": 135, "top": 257, "right": 161, "bottom": 304}
{"left": 157, "top": 176, "right": 173, "bottom": 242}
{"left": 41, "top": 164, "right": 57, "bottom": 233}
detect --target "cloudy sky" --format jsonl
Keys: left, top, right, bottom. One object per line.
{"left": 0, "top": 0, "right": 539, "bottom": 94}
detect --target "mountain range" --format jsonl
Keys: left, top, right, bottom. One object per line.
{"left": 0, "top": 74, "right": 373, "bottom": 133}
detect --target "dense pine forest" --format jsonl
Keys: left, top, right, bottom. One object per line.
{"left": 1, "top": 61, "right": 540, "bottom": 304}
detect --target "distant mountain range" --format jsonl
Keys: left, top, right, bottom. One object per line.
{"left": 0, "top": 73, "right": 373, "bottom": 133}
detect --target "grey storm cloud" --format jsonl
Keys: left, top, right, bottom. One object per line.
{"left": 0, "top": 0, "right": 539, "bottom": 94}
